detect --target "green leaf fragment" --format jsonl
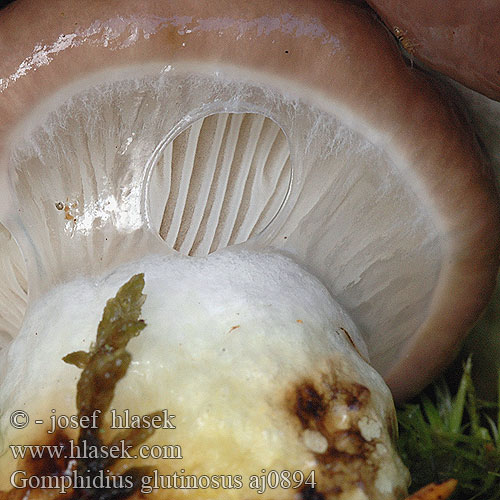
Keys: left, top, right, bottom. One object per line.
{"left": 421, "top": 393, "right": 445, "bottom": 432}
{"left": 94, "top": 273, "right": 146, "bottom": 353}
{"left": 62, "top": 350, "right": 91, "bottom": 369}
{"left": 61, "top": 273, "right": 158, "bottom": 500}
{"left": 449, "top": 356, "right": 471, "bottom": 436}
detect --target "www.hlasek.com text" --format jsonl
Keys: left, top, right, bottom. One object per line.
{"left": 11, "top": 469, "right": 317, "bottom": 495}
{"left": 10, "top": 438, "right": 183, "bottom": 461}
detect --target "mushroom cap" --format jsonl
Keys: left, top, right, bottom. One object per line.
{"left": 365, "top": 0, "right": 500, "bottom": 101}
{"left": 0, "top": 0, "right": 498, "bottom": 403}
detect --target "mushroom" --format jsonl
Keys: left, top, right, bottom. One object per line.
{"left": 0, "top": 0, "right": 498, "bottom": 499}
{"left": 359, "top": 0, "right": 500, "bottom": 399}
{"left": 364, "top": 0, "right": 500, "bottom": 101}
{"left": 441, "top": 80, "right": 500, "bottom": 399}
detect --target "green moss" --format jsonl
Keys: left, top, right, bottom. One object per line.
{"left": 397, "top": 357, "right": 500, "bottom": 500}
{"left": 63, "top": 273, "right": 157, "bottom": 499}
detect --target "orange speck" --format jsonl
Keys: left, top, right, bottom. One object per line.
{"left": 405, "top": 479, "right": 458, "bottom": 500}
{"left": 296, "top": 319, "right": 303, "bottom": 324}
{"left": 228, "top": 325, "right": 240, "bottom": 333}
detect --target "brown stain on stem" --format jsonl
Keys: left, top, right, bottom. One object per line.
{"left": 288, "top": 369, "right": 382, "bottom": 498}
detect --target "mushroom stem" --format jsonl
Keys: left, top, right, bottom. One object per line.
{"left": 0, "top": 250, "right": 409, "bottom": 498}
